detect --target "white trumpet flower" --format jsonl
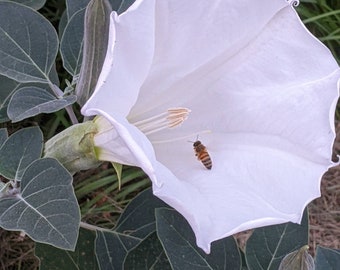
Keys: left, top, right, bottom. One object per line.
{"left": 82, "top": 0, "right": 340, "bottom": 253}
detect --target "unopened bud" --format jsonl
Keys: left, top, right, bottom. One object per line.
{"left": 75, "top": 0, "right": 112, "bottom": 106}
{"left": 279, "top": 245, "right": 315, "bottom": 270}
{"left": 44, "top": 121, "right": 101, "bottom": 174}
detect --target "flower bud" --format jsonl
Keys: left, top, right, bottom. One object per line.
{"left": 44, "top": 121, "right": 101, "bottom": 174}
{"left": 75, "top": 0, "right": 112, "bottom": 106}
{"left": 279, "top": 245, "right": 315, "bottom": 270}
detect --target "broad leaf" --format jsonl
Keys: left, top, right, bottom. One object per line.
{"left": 0, "top": 128, "right": 7, "bottom": 146}
{"left": 58, "top": 10, "right": 68, "bottom": 39}
{"left": 95, "top": 230, "right": 141, "bottom": 270}
{"left": 65, "top": 0, "right": 134, "bottom": 18}
{"left": 0, "top": 158, "right": 80, "bottom": 250}
{"left": 0, "top": 76, "right": 60, "bottom": 123}
{"left": 115, "top": 188, "right": 168, "bottom": 239}
{"left": 60, "top": 9, "right": 85, "bottom": 76}
{"left": 7, "top": 86, "right": 77, "bottom": 122}
{"left": 0, "top": 182, "right": 8, "bottom": 193}
{"left": 245, "top": 210, "right": 309, "bottom": 270}
{"left": 93, "top": 188, "right": 168, "bottom": 269}
{"left": 106, "top": 0, "right": 136, "bottom": 13}
{"left": 66, "top": 0, "right": 89, "bottom": 19}
{"left": 109, "top": 0, "right": 123, "bottom": 11}
{"left": 115, "top": 0, "right": 136, "bottom": 14}
{"left": 124, "top": 232, "right": 171, "bottom": 269}
{"left": 156, "top": 208, "right": 241, "bottom": 270}
{"left": 36, "top": 228, "right": 98, "bottom": 270}
{"left": 0, "top": 74, "right": 19, "bottom": 123}
{"left": 48, "top": 63, "right": 60, "bottom": 87}
{"left": 0, "top": 127, "right": 43, "bottom": 180}
{"left": 0, "top": 2, "right": 58, "bottom": 83}
{"left": 5, "top": 0, "right": 46, "bottom": 10}
{"left": 240, "top": 250, "right": 249, "bottom": 270}
{"left": 315, "top": 246, "right": 340, "bottom": 270}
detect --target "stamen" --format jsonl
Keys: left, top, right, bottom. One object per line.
{"left": 133, "top": 107, "right": 191, "bottom": 135}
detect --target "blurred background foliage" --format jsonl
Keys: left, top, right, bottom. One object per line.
{"left": 298, "top": 0, "right": 340, "bottom": 63}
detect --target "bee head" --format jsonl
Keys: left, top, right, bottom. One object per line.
{"left": 193, "top": 141, "right": 201, "bottom": 147}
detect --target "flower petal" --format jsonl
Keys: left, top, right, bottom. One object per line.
{"left": 81, "top": 0, "right": 340, "bottom": 255}
{"left": 129, "top": 0, "right": 288, "bottom": 118}
{"left": 132, "top": 5, "right": 339, "bottom": 162}
{"left": 153, "top": 132, "right": 331, "bottom": 253}
{"left": 82, "top": 0, "right": 156, "bottom": 118}
{"left": 93, "top": 109, "right": 159, "bottom": 185}
{"left": 176, "top": 70, "right": 340, "bottom": 160}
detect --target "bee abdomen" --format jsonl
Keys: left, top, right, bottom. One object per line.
{"left": 199, "top": 152, "right": 212, "bottom": 170}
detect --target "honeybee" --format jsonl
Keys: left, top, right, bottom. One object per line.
{"left": 192, "top": 140, "right": 212, "bottom": 170}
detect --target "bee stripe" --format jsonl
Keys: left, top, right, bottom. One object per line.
{"left": 193, "top": 140, "right": 212, "bottom": 170}
{"left": 200, "top": 152, "right": 212, "bottom": 170}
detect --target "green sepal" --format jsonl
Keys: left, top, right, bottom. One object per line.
{"left": 44, "top": 121, "right": 101, "bottom": 174}
{"left": 111, "top": 162, "right": 123, "bottom": 190}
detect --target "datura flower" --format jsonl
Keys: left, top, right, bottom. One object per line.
{"left": 81, "top": 0, "right": 340, "bottom": 253}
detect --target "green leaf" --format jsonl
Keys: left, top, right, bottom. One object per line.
{"left": 278, "top": 245, "right": 315, "bottom": 270}
{"left": 65, "top": 0, "right": 135, "bottom": 20}
{"left": 315, "top": 246, "right": 340, "bottom": 270}
{"left": 0, "top": 181, "right": 9, "bottom": 194}
{"left": 0, "top": 74, "right": 19, "bottom": 123}
{"left": 35, "top": 228, "right": 99, "bottom": 270}
{"left": 124, "top": 232, "right": 172, "bottom": 270}
{"left": 93, "top": 188, "right": 168, "bottom": 269}
{"left": 0, "top": 127, "right": 43, "bottom": 180}
{"left": 109, "top": 0, "right": 122, "bottom": 11}
{"left": 58, "top": 10, "right": 68, "bottom": 39}
{"left": 48, "top": 63, "right": 60, "bottom": 86}
{"left": 0, "top": 158, "right": 80, "bottom": 250}
{"left": 0, "top": 75, "right": 60, "bottom": 123}
{"left": 107, "top": 0, "right": 136, "bottom": 13}
{"left": 95, "top": 230, "right": 141, "bottom": 270}
{"left": 0, "top": 2, "right": 58, "bottom": 83}
{"left": 115, "top": 0, "right": 136, "bottom": 14}
{"left": 245, "top": 210, "right": 309, "bottom": 270}
{"left": 240, "top": 249, "right": 249, "bottom": 270}
{"left": 115, "top": 188, "right": 168, "bottom": 239}
{"left": 66, "top": 0, "right": 89, "bottom": 19}
{"left": 156, "top": 208, "right": 241, "bottom": 270}
{"left": 0, "top": 128, "right": 8, "bottom": 147}
{"left": 60, "top": 9, "right": 85, "bottom": 77}
{"left": 7, "top": 86, "right": 77, "bottom": 122}
{"left": 5, "top": 0, "right": 46, "bottom": 10}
